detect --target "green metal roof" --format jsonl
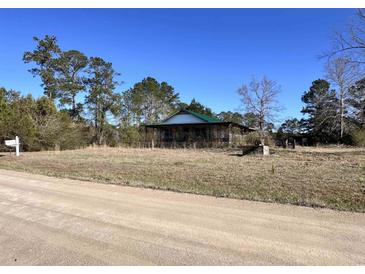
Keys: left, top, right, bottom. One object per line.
{"left": 183, "top": 109, "right": 222, "bottom": 123}
{"left": 146, "top": 109, "right": 255, "bottom": 131}
{"left": 158, "top": 109, "right": 222, "bottom": 124}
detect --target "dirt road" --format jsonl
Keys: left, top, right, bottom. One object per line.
{"left": 0, "top": 169, "right": 364, "bottom": 265}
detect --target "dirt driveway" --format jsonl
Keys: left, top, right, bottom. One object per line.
{"left": 0, "top": 169, "right": 364, "bottom": 265}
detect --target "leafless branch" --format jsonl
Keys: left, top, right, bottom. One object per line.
{"left": 237, "top": 75, "right": 282, "bottom": 135}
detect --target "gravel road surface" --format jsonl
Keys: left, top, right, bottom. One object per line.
{"left": 0, "top": 169, "right": 364, "bottom": 265}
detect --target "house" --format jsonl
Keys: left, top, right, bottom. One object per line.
{"left": 144, "top": 109, "right": 254, "bottom": 148}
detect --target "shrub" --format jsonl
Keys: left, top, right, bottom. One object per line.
{"left": 351, "top": 126, "right": 365, "bottom": 147}
{"left": 244, "top": 132, "right": 262, "bottom": 145}
{"left": 244, "top": 131, "right": 274, "bottom": 146}
{"left": 119, "top": 126, "right": 142, "bottom": 145}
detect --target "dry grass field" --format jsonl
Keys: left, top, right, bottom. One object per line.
{"left": 0, "top": 146, "right": 364, "bottom": 212}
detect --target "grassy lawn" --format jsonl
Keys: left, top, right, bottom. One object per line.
{"left": 0, "top": 146, "right": 364, "bottom": 212}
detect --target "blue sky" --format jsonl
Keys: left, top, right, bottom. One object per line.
{"left": 0, "top": 9, "right": 356, "bottom": 122}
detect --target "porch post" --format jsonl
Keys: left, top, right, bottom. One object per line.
{"left": 228, "top": 124, "right": 232, "bottom": 146}
{"left": 151, "top": 128, "right": 155, "bottom": 149}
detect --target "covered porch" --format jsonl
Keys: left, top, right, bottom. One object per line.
{"left": 145, "top": 122, "right": 251, "bottom": 148}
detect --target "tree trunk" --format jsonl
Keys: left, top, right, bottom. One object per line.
{"left": 339, "top": 91, "right": 344, "bottom": 142}
{"left": 258, "top": 119, "right": 265, "bottom": 146}
{"left": 72, "top": 95, "right": 76, "bottom": 118}
{"left": 98, "top": 112, "right": 105, "bottom": 146}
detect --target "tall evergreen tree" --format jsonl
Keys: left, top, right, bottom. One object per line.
{"left": 278, "top": 118, "right": 306, "bottom": 136}
{"left": 241, "top": 112, "right": 261, "bottom": 129}
{"left": 54, "top": 50, "right": 88, "bottom": 119}
{"left": 179, "top": 98, "right": 215, "bottom": 117}
{"left": 84, "top": 57, "right": 121, "bottom": 145}
{"left": 121, "top": 77, "right": 180, "bottom": 125}
{"left": 348, "top": 78, "right": 365, "bottom": 127}
{"left": 301, "top": 79, "right": 339, "bottom": 143}
{"left": 217, "top": 111, "right": 243, "bottom": 123}
{"left": 23, "top": 35, "right": 61, "bottom": 100}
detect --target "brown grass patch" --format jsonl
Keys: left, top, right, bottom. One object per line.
{"left": 0, "top": 146, "right": 364, "bottom": 212}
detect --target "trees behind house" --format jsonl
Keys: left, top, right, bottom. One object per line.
{"left": 217, "top": 111, "right": 243, "bottom": 124}
{"left": 121, "top": 77, "right": 180, "bottom": 126}
{"left": 278, "top": 118, "right": 305, "bottom": 136}
{"left": 180, "top": 98, "right": 215, "bottom": 118}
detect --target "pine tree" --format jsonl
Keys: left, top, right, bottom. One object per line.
{"left": 301, "top": 79, "right": 339, "bottom": 143}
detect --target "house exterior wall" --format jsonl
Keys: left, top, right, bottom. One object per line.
{"left": 146, "top": 124, "right": 237, "bottom": 148}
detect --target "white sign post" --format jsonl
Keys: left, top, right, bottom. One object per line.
{"left": 5, "top": 136, "right": 20, "bottom": 156}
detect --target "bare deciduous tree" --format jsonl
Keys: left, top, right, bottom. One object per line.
{"left": 238, "top": 76, "right": 281, "bottom": 144}
{"left": 328, "top": 9, "right": 365, "bottom": 64}
{"left": 325, "top": 56, "right": 360, "bottom": 140}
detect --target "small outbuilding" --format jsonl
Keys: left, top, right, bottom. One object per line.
{"left": 145, "top": 109, "right": 254, "bottom": 148}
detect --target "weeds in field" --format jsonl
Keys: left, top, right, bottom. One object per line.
{"left": 0, "top": 146, "right": 364, "bottom": 212}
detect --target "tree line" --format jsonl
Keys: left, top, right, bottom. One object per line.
{"left": 0, "top": 35, "right": 246, "bottom": 150}
{"left": 277, "top": 9, "right": 365, "bottom": 145}
{"left": 1, "top": 9, "right": 365, "bottom": 150}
